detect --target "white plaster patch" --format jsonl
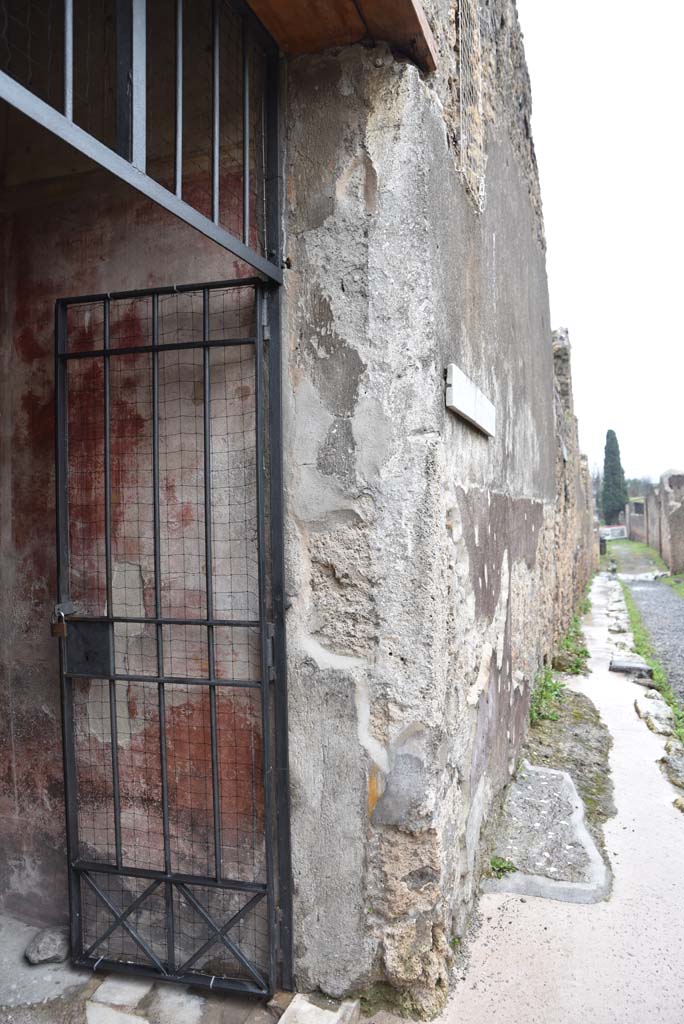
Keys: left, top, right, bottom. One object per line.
{"left": 468, "top": 642, "right": 493, "bottom": 707}
{"left": 300, "top": 634, "right": 365, "bottom": 672}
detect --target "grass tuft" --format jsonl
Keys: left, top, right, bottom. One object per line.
{"left": 530, "top": 666, "right": 565, "bottom": 725}
{"left": 553, "top": 613, "right": 590, "bottom": 675}
{"left": 664, "top": 574, "right": 684, "bottom": 599}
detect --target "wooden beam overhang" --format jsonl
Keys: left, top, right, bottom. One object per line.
{"left": 245, "top": 0, "right": 438, "bottom": 73}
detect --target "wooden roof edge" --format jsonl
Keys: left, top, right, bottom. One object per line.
{"left": 246, "top": 0, "right": 439, "bottom": 74}
{"left": 390, "top": 0, "right": 439, "bottom": 73}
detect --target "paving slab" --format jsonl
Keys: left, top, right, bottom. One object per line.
{"left": 281, "top": 995, "right": 359, "bottom": 1024}
{"left": 144, "top": 984, "right": 206, "bottom": 1024}
{"left": 609, "top": 654, "right": 653, "bottom": 678}
{"left": 91, "top": 977, "right": 153, "bottom": 1007}
{"left": 86, "top": 1003, "right": 147, "bottom": 1024}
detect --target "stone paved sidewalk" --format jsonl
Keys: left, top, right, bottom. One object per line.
{"left": 437, "top": 574, "right": 684, "bottom": 1024}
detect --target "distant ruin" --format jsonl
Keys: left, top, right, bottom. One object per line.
{"left": 626, "top": 472, "right": 684, "bottom": 573}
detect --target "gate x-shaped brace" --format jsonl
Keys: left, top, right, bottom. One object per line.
{"left": 83, "top": 872, "right": 267, "bottom": 988}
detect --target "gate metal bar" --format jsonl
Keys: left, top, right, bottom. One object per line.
{"left": 0, "top": 1, "right": 282, "bottom": 282}
{"left": 54, "top": 278, "right": 289, "bottom": 995}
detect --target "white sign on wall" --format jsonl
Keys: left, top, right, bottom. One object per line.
{"left": 445, "top": 364, "right": 496, "bottom": 438}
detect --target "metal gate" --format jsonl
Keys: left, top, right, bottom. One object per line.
{"left": 54, "top": 278, "right": 288, "bottom": 995}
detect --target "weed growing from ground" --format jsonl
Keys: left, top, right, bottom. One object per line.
{"left": 620, "top": 582, "right": 684, "bottom": 744}
{"left": 529, "top": 666, "right": 565, "bottom": 725}
{"left": 489, "top": 856, "right": 517, "bottom": 878}
{"left": 553, "top": 614, "right": 590, "bottom": 674}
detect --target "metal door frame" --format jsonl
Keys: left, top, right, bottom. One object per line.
{"left": 54, "top": 277, "right": 292, "bottom": 995}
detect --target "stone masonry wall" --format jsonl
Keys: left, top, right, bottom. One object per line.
{"left": 551, "top": 329, "right": 597, "bottom": 645}
{"left": 625, "top": 502, "right": 647, "bottom": 545}
{"left": 282, "top": 2, "right": 594, "bottom": 1014}
{"left": 647, "top": 472, "right": 684, "bottom": 574}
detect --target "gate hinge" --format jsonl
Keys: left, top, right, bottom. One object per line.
{"left": 261, "top": 301, "right": 271, "bottom": 342}
{"left": 266, "top": 623, "right": 276, "bottom": 680}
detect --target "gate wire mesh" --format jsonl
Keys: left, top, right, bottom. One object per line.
{"left": 457, "top": 0, "right": 486, "bottom": 210}
{"left": 59, "top": 281, "right": 273, "bottom": 992}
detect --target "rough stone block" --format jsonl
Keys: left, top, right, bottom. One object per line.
{"left": 24, "top": 927, "right": 69, "bottom": 965}
{"left": 659, "top": 740, "right": 684, "bottom": 790}
{"left": 609, "top": 656, "right": 653, "bottom": 679}
{"left": 634, "top": 695, "right": 675, "bottom": 736}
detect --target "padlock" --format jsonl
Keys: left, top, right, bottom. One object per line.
{"left": 51, "top": 609, "right": 67, "bottom": 638}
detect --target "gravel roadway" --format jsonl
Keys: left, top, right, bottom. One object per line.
{"left": 610, "top": 539, "right": 684, "bottom": 705}
{"left": 628, "top": 581, "right": 684, "bottom": 704}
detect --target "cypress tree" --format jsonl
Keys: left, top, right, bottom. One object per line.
{"left": 601, "top": 430, "right": 628, "bottom": 525}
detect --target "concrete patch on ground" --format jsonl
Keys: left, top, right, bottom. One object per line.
{"left": 634, "top": 692, "right": 675, "bottom": 736}
{"left": 481, "top": 761, "right": 610, "bottom": 904}
{"left": 0, "top": 913, "right": 91, "bottom": 1011}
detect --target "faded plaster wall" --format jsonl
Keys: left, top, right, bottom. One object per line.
{"left": 0, "top": 151, "right": 242, "bottom": 923}
{"left": 551, "top": 329, "right": 597, "bottom": 644}
{"left": 281, "top": 1, "right": 592, "bottom": 1013}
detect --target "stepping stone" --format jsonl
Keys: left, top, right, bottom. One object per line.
{"left": 609, "top": 655, "right": 653, "bottom": 679}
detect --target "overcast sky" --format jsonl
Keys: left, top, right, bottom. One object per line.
{"left": 515, "top": 0, "right": 684, "bottom": 481}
